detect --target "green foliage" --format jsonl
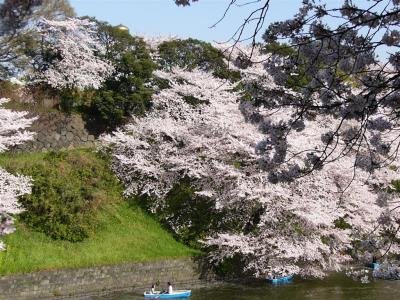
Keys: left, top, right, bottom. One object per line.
{"left": 214, "top": 254, "right": 247, "bottom": 278}
{"left": 52, "top": 290, "right": 62, "bottom": 297}
{"left": 91, "top": 87, "right": 152, "bottom": 131}
{"left": 232, "top": 161, "right": 242, "bottom": 169}
{"left": 91, "top": 91, "right": 124, "bottom": 129}
{"left": 157, "top": 38, "right": 241, "bottom": 82}
{"left": 0, "top": 80, "right": 19, "bottom": 99}
{"left": 139, "top": 178, "right": 221, "bottom": 248}
{"left": 241, "top": 205, "right": 264, "bottom": 235}
{"left": 78, "top": 20, "right": 156, "bottom": 133}
{"left": 231, "top": 81, "right": 251, "bottom": 101}
{"left": 139, "top": 178, "right": 264, "bottom": 251}
{"left": 335, "top": 69, "right": 360, "bottom": 88}
{"left": 264, "top": 42, "right": 295, "bottom": 57}
{"left": 292, "top": 221, "right": 307, "bottom": 235}
{"left": 320, "top": 235, "right": 331, "bottom": 245}
{"left": 286, "top": 68, "right": 312, "bottom": 91}
{"left": 182, "top": 95, "right": 209, "bottom": 106}
{"left": 152, "top": 76, "right": 171, "bottom": 90}
{"left": 264, "top": 42, "right": 312, "bottom": 91}
{"left": 59, "top": 89, "right": 77, "bottom": 113}
{"left": 391, "top": 180, "right": 400, "bottom": 192}
{"left": 162, "top": 178, "right": 218, "bottom": 248}
{"left": 334, "top": 217, "right": 352, "bottom": 230}
{"left": 0, "top": 149, "right": 119, "bottom": 242}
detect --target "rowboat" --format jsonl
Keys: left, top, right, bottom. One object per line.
{"left": 143, "top": 290, "right": 192, "bottom": 299}
{"left": 370, "top": 263, "right": 380, "bottom": 270}
{"left": 267, "top": 275, "right": 294, "bottom": 284}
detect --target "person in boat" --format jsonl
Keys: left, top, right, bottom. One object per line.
{"left": 159, "top": 282, "right": 173, "bottom": 294}
{"left": 150, "top": 284, "right": 155, "bottom": 294}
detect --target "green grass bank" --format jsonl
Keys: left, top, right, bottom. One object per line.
{"left": 0, "top": 149, "right": 198, "bottom": 275}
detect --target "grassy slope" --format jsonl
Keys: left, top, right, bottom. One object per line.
{"left": 0, "top": 149, "right": 198, "bottom": 275}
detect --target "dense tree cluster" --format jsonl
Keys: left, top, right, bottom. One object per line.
{"left": 1, "top": 0, "right": 399, "bottom": 280}
{"left": 86, "top": 21, "right": 155, "bottom": 132}
{"left": 27, "top": 16, "right": 155, "bottom": 131}
{"left": 102, "top": 41, "right": 400, "bottom": 278}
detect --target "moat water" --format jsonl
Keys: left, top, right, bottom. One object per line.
{"left": 92, "top": 273, "right": 400, "bottom": 300}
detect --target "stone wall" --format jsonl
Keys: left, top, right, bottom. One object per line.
{"left": 13, "top": 112, "right": 95, "bottom": 152}
{"left": 0, "top": 258, "right": 215, "bottom": 299}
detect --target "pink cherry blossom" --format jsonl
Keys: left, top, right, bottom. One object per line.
{"left": 0, "top": 98, "right": 35, "bottom": 250}
{"left": 34, "top": 18, "right": 114, "bottom": 90}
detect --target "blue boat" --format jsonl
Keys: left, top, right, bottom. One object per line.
{"left": 144, "top": 290, "right": 192, "bottom": 299}
{"left": 370, "top": 263, "right": 380, "bottom": 270}
{"left": 267, "top": 275, "right": 294, "bottom": 284}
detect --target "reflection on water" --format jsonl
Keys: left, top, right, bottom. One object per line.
{"left": 92, "top": 273, "right": 400, "bottom": 300}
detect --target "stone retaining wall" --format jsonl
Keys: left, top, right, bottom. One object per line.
{"left": 0, "top": 258, "right": 215, "bottom": 299}
{"left": 13, "top": 112, "right": 95, "bottom": 152}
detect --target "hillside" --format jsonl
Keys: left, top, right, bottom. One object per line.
{"left": 0, "top": 149, "right": 198, "bottom": 275}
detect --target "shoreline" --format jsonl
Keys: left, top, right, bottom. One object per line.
{"left": 0, "top": 257, "right": 216, "bottom": 300}
{"left": 1, "top": 256, "right": 400, "bottom": 299}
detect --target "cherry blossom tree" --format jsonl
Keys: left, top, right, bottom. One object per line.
{"left": 212, "top": 45, "right": 400, "bottom": 277}
{"left": 0, "top": 98, "right": 37, "bottom": 152}
{"left": 0, "top": 98, "right": 35, "bottom": 251}
{"left": 102, "top": 40, "right": 400, "bottom": 278}
{"left": 33, "top": 18, "right": 114, "bottom": 90}
{"left": 0, "top": 169, "right": 32, "bottom": 251}
{"left": 102, "top": 67, "right": 263, "bottom": 205}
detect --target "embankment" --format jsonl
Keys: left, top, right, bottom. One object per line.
{"left": 0, "top": 258, "right": 215, "bottom": 299}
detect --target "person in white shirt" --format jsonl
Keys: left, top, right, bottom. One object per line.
{"left": 167, "top": 282, "right": 173, "bottom": 294}
{"left": 150, "top": 284, "right": 155, "bottom": 294}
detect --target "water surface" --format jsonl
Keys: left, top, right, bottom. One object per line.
{"left": 93, "top": 274, "right": 400, "bottom": 300}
